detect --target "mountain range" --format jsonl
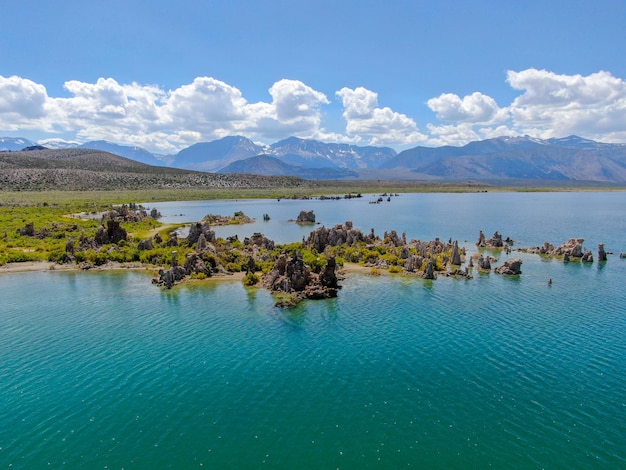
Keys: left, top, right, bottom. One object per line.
{"left": 3, "top": 134, "right": 626, "bottom": 183}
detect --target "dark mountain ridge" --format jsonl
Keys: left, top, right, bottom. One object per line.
{"left": 0, "top": 148, "right": 306, "bottom": 191}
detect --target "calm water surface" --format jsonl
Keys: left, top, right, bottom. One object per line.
{"left": 1, "top": 192, "right": 625, "bottom": 468}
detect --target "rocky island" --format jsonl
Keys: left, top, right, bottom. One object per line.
{"left": 3, "top": 197, "right": 620, "bottom": 307}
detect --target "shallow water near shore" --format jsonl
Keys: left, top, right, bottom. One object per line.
{"left": 1, "top": 192, "right": 626, "bottom": 468}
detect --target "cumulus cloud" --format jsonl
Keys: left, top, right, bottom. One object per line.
{"left": 425, "top": 123, "right": 520, "bottom": 147}
{"left": 427, "top": 92, "right": 507, "bottom": 124}
{"left": 247, "top": 79, "right": 331, "bottom": 139}
{"left": 0, "top": 75, "right": 51, "bottom": 130}
{"left": 4, "top": 68, "right": 626, "bottom": 152}
{"left": 507, "top": 68, "right": 626, "bottom": 140}
{"left": 336, "top": 87, "right": 427, "bottom": 145}
{"left": 0, "top": 75, "right": 337, "bottom": 152}
{"left": 421, "top": 68, "right": 626, "bottom": 145}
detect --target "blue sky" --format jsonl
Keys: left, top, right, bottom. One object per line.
{"left": 2, "top": 0, "right": 626, "bottom": 154}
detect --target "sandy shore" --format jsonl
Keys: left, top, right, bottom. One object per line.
{"left": 0, "top": 260, "right": 374, "bottom": 283}
{"left": 0, "top": 260, "right": 150, "bottom": 274}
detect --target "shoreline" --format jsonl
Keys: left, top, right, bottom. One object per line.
{"left": 0, "top": 261, "right": 245, "bottom": 283}
{"left": 0, "top": 260, "right": 389, "bottom": 279}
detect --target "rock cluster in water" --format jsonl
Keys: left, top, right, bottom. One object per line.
{"left": 295, "top": 210, "right": 316, "bottom": 224}
{"left": 304, "top": 222, "right": 472, "bottom": 280}
{"left": 494, "top": 259, "right": 523, "bottom": 275}
{"left": 155, "top": 216, "right": 622, "bottom": 305}
{"left": 262, "top": 253, "right": 339, "bottom": 306}
{"left": 520, "top": 238, "right": 603, "bottom": 263}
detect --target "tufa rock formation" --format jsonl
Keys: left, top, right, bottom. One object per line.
{"left": 495, "top": 259, "right": 523, "bottom": 275}
{"left": 477, "top": 230, "right": 506, "bottom": 248}
{"left": 305, "top": 221, "right": 369, "bottom": 252}
{"left": 296, "top": 210, "right": 316, "bottom": 224}
{"left": 262, "top": 252, "right": 339, "bottom": 305}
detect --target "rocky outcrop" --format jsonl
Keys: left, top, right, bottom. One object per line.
{"left": 476, "top": 254, "right": 492, "bottom": 270}
{"left": 383, "top": 230, "right": 403, "bottom": 247}
{"left": 138, "top": 238, "right": 154, "bottom": 250}
{"left": 262, "top": 252, "right": 339, "bottom": 305}
{"left": 477, "top": 230, "right": 506, "bottom": 248}
{"left": 404, "top": 254, "right": 423, "bottom": 273}
{"left": 183, "top": 252, "right": 212, "bottom": 276}
{"left": 203, "top": 211, "right": 254, "bottom": 225}
{"left": 423, "top": 260, "right": 436, "bottom": 280}
{"left": 296, "top": 210, "right": 316, "bottom": 224}
{"left": 187, "top": 221, "right": 216, "bottom": 245}
{"left": 306, "top": 221, "right": 367, "bottom": 252}
{"left": 495, "top": 259, "right": 522, "bottom": 275}
{"left": 95, "top": 220, "right": 127, "bottom": 245}
{"left": 100, "top": 203, "right": 159, "bottom": 223}
{"left": 156, "top": 265, "right": 187, "bottom": 289}
{"left": 244, "top": 232, "right": 275, "bottom": 250}
{"left": 153, "top": 251, "right": 213, "bottom": 288}
{"left": 523, "top": 238, "right": 586, "bottom": 258}
{"left": 18, "top": 222, "right": 36, "bottom": 236}
{"left": 598, "top": 243, "right": 607, "bottom": 262}
{"left": 550, "top": 238, "right": 584, "bottom": 257}
{"left": 450, "top": 240, "right": 462, "bottom": 265}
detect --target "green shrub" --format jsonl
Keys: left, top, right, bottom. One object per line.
{"left": 302, "top": 250, "right": 325, "bottom": 273}
{"left": 243, "top": 272, "right": 259, "bottom": 286}
{"left": 225, "top": 262, "right": 243, "bottom": 272}
{"left": 6, "top": 250, "right": 42, "bottom": 263}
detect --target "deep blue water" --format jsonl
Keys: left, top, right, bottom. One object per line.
{"left": 1, "top": 192, "right": 625, "bottom": 468}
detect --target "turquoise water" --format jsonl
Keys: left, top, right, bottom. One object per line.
{"left": 1, "top": 192, "right": 626, "bottom": 468}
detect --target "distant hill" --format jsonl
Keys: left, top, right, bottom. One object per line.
{"left": 174, "top": 136, "right": 266, "bottom": 171}
{"left": 0, "top": 137, "right": 36, "bottom": 151}
{"left": 4, "top": 134, "right": 626, "bottom": 183}
{"left": 382, "top": 135, "right": 626, "bottom": 183}
{"left": 172, "top": 135, "right": 396, "bottom": 172}
{"left": 0, "top": 148, "right": 306, "bottom": 191}
{"left": 77, "top": 140, "right": 167, "bottom": 166}
{"left": 218, "top": 155, "right": 359, "bottom": 179}
{"left": 268, "top": 137, "right": 396, "bottom": 169}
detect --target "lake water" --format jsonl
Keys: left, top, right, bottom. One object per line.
{"left": 1, "top": 192, "right": 625, "bottom": 468}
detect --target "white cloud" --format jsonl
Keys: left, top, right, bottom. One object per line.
{"left": 421, "top": 68, "right": 626, "bottom": 146}
{"left": 269, "top": 79, "right": 329, "bottom": 121}
{"left": 246, "top": 79, "right": 331, "bottom": 139}
{"left": 0, "top": 75, "right": 337, "bottom": 152}
{"left": 507, "top": 68, "right": 626, "bottom": 139}
{"left": 4, "top": 69, "right": 626, "bottom": 152}
{"left": 425, "top": 123, "right": 481, "bottom": 147}
{"left": 0, "top": 75, "right": 51, "bottom": 131}
{"left": 427, "top": 92, "right": 507, "bottom": 124}
{"left": 161, "top": 77, "right": 247, "bottom": 129}
{"left": 336, "top": 87, "right": 427, "bottom": 146}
